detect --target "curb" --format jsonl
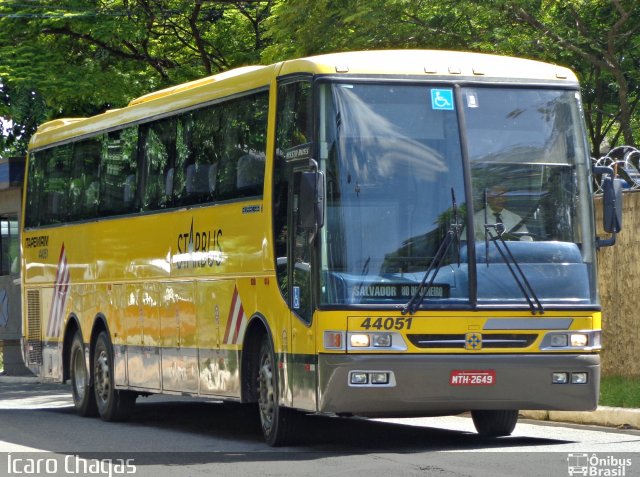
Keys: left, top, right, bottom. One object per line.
{"left": 521, "top": 407, "right": 640, "bottom": 430}
{"left": 0, "top": 375, "right": 40, "bottom": 384}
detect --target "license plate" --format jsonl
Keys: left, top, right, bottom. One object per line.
{"left": 449, "top": 370, "right": 496, "bottom": 386}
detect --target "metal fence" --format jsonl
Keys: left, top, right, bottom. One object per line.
{"left": 592, "top": 146, "right": 640, "bottom": 194}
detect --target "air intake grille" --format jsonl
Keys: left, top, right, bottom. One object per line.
{"left": 407, "top": 333, "right": 538, "bottom": 349}
{"left": 26, "top": 289, "right": 42, "bottom": 365}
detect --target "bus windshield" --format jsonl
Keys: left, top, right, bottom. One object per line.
{"left": 318, "top": 82, "right": 597, "bottom": 308}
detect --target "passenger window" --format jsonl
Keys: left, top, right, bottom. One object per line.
{"left": 43, "top": 145, "right": 73, "bottom": 225}
{"left": 69, "top": 138, "right": 102, "bottom": 221}
{"left": 100, "top": 127, "right": 139, "bottom": 216}
{"left": 140, "top": 118, "right": 177, "bottom": 211}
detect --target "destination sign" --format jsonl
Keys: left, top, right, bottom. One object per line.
{"left": 351, "top": 283, "right": 450, "bottom": 300}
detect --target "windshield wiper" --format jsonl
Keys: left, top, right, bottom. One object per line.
{"left": 484, "top": 224, "right": 544, "bottom": 315}
{"left": 402, "top": 189, "right": 461, "bottom": 315}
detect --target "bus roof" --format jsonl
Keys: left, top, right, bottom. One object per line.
{"left": 278, "top": 49, "right": 577, "bottom": 81}
{"left": 29, "top": 50, "right": 578, "bottom": 151}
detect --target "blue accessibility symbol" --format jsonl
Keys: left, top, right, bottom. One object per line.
{"left": 431, "top": 89, "right": 454, "bottom": 111}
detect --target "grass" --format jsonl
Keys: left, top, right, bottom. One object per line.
{"left": 600, "top": 375, "right": 640, "bottom": 408}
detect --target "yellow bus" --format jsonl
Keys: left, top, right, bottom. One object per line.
{"left": 21, "top": 50, "right": 620, "bottom": 446}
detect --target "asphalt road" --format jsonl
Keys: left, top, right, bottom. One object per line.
{"left": 0, "top": 382, "right": 639, "bottom": 477}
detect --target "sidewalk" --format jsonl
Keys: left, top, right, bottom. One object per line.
{"left": 0, "top": 373, "right": 40, "bottom": 384}
{"left": 521, "top": 408, "right": 640, "bottom": 430}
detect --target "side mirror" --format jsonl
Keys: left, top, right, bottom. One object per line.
{"left": 602, "top": 175, "right": 623, "bottom": 233}
{"left": 593, "top": 165, "right": 623, "bottom": 248}
{"left": 299, "top": 160, "right": 325, "bottom": 233}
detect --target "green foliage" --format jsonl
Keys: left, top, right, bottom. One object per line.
{"left": 261, "top": 0, "right": 505, "bottom": 61}
{"left": 600, "top": 375, "right": 640, "bottom": 408}
{"left": 0, "top": 0, "right": 276, "bottom": 153}
{"left": 263, "top": 0, "right": 640, "bottom": 154}
{"left": 0, "top": 0, "right": 639, "bottom": 156}
{"left": 498, "top": 0, "right": 640, "bottom": 152}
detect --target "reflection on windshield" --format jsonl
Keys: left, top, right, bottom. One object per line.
{"left": 465, "top": 88, "right": 596, "bottom": 305}
{"left": 318, "top": 83, "right": 597, "bottom": 308}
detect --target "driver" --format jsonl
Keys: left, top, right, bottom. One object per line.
{"left": 471, "top": 185, "right": 532, "bottom": 241}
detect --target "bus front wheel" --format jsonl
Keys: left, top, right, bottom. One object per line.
{"left": 471, "top": 409, "right": 518, "bottom": 437}
{"left": 257, "top": 335, "right": 301, "bottom": 446}
{"left": 93, "top": 331, "right": 136, "bottom": 422}
{"left": 70, "top": 330, "right": 97, "bottom": 417}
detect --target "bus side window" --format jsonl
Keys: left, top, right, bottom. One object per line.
{"left": 100, "top": 127, "right": 139, "bottom": 216}
{"left": 25, "top": 150, "right": 47, "bottom": 228}
{"left": 43, "top": 145, "right": 73, "bottom": 225}
{"left": 215, "top": 92, "right": 268, "bottom": 201}
{"left": 69, "top": 138, "right": 102, "bottom": 221}
{"left": 140, "top": 118, "right": 177, "bottom": 211}
{"left": 234, "top": 93, "right": 268, "bottom": 198}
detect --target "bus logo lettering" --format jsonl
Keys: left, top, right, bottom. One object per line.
{"left": 25, "top": 235, "right": 49, "bottom": 248}
{"left": 175, "top": 218, "right": 223, "bottom": 269}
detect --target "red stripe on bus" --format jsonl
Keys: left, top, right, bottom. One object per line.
{"left": 223, "top": 288, "right": 239, "bottom": 344}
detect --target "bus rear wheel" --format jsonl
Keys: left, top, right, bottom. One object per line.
{"left": 471, "top": 409, "right": 518, "bottom": 437}
{"left": 257, "top": 335, "right": 301, "bottom": 446}
{"left": 93, "top": 331, "right": 136, "bottom": 422}
{"left": 70, "top": 330, "right": 97, "bottom": 417}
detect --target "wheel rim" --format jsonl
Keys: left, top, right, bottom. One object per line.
{"left": 72, "top": 347, "right": 86, "bottom": 400}
{"left": 94, "top": 348, "right": 110, "bottom": 405}
{"left": 258, "top": 347, "right": 275, "bottom": 433}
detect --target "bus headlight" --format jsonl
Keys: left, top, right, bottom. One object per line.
{"left": 346, "top": 332, "right": 407, "bottom": 351}
{"left": 350, "top": 334, "right": 370, "bottom": 347}
{"left": 349, "top": 370, "right": 396, "bottom": 387}
{"left": 540, "top": 330, "right": 601, "bottom": 351}
{"left": 550, "top": 334, "right": 568, "bottom": 347}
{"left": 350, "top": 372, "right": 368, "bottom": 385}
{"left": 370, "top": 372, "right": 390, "bottom": 384}
{"left": 552, "top": 372, "right": 569, "bottom": 384}
{"left": 371, "top": 333, "right": 392, "bottom": 347}
{"left": 571, "top": 372, "right": 588, "bottom": 384}
{"left": 570, "top": 333, "right": 588, "bottom": 347}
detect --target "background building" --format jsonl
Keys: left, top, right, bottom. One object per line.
{"left": 0, "top": 155, "right": 29, "bottom": 374}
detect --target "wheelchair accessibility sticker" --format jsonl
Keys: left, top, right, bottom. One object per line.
{"left": 431, "top": 88, "right": 454, "bottom": 110}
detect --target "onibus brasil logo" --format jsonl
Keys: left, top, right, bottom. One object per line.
{"left": 567, "top": 453, "right": 633, "bottom": 476}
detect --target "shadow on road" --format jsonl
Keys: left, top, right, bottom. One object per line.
{"left": 0, "top": 382, "right": 574, "bottom": 467}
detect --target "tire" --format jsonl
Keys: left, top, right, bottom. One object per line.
{"left": 257, "top": 335, "right": 302, "bottom": 446}
{"left": 471, "top": 409, "right": 519, "bottom": 437}
{"left": 69, "top": 330, "right": 98, "bottom": 417}
{"left": 93, "top": 331, "right": 136, "bottom": 422}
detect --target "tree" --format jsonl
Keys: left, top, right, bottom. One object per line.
{"left": 0, "top": 83, "right": 47, "bottom": 157}
{"left": 1, "top": 0, "right": 638, "bottom": 157}
{"left": 500, "top": 0, "right": 640, "bottom": 151}
{"left": 0, "top": 0, "right": 277, "bottom": 154}
{"left": 262, "top": 0, "right": 502, "bottom": 61}
{"left": 265, "top": 0, "right": 640, "bottom": 153}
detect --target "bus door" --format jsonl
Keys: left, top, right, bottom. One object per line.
{"left": 287, "top": 166, "right": 317, "bottom": 410}
{"left": 275, "top": 79, "right": 317, "bottom": 410}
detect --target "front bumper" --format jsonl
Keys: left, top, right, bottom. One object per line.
{"left": 317, "top": 353, "right": 599, "bottom": 416}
